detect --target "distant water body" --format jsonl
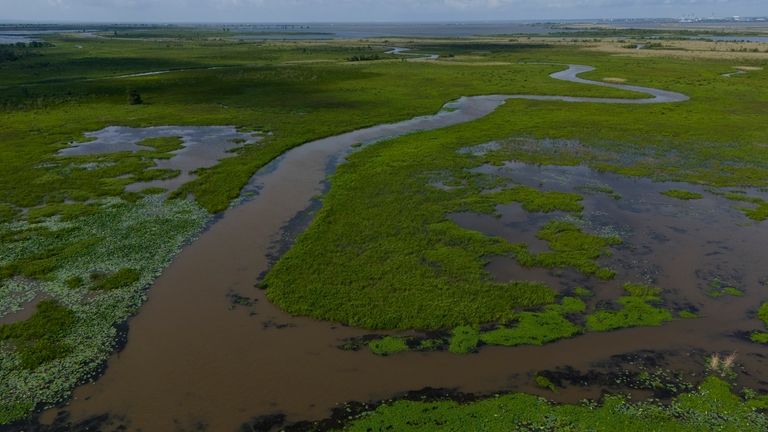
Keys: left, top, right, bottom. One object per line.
{"left": 0, "top": 33, "right": 35, "bottom": 44}
{"left": 218, "top": 22, "right": 566, "bottom": 40}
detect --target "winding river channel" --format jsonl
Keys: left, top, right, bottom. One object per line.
{"left": 30, "top": 62, "right": 740, "bottom": 431}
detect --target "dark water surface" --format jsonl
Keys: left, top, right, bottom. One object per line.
{"left": 21, "top": 65, "right": 764, "bottom": 431}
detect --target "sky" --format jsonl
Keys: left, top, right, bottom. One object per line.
{"left": 0, "top": 0, "right": 765, "bottom": 23}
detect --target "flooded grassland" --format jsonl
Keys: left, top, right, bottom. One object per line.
{"left": 1, "top": 33, "right": 768, "bottom": 431}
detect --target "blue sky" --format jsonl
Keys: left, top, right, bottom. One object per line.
{"left": 1, "top": 0, "right": 765, "bottom": 23}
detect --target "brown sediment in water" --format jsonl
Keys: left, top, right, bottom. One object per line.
{"left": 29, "top": 65, "right": 762, "bottom": 431}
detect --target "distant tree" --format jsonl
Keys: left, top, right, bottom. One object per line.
{"left": 127, "top": 89, "right": 143, "bottom": 105}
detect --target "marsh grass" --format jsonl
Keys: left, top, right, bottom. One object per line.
{"left": 707, "top": 278, "right": 745, "bottom": 298}
{"left": 750, "top": 302, "right": 768, "bottom": 344}
{"left": 723, "top": 193, "right": 768, "bottom": 221}
{"left": 708, "top": 352, "right": 738, "bottom": 377}
{"left": 334, "top": 376, "right": 768, "bottom": 431}
{"left": 586, "top": 283, "right": 673, "bottom": 332}
{"left": 0, "top": 196, "right": 209, "bottom": 423}
{"left": 0, "top": 300, "right": 75, "bottom": 369}
{"left": 3, "top": 33, "right": 768, "bottom": 423}
{"left": 534, "top": 375, "right": 558, "bottom": 392}
{"left": 368, "top": 336, "right": 409, "bottom": 356}
{"left": 512, "top": 220, "right": 621, "bottom": 280}
{"left": 662, "top": 189, "right": 703, "bottom": 200}
{"left": 90, "top": 268, "right": 140, "bottom": 291}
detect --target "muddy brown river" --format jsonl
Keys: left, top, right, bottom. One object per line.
{"left": 20, "top": 65, "right": 767, "bottom": 431}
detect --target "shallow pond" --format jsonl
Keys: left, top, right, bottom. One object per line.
{"left": 58, "top": 126, "right": 261, "bottom": 193}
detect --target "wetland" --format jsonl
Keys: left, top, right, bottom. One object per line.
{"left": 1, "top": 22, "right": 768, "bottom": 432}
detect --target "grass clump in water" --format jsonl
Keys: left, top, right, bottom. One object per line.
{"left": 368, "top": 336, "right": 410, "bottom": 356}
{"left": 535, "top": 375, "right": 557, "bottom": 392}
{"left": 750, "top": 302, "right": 768, "bottom": 344}
{"left": 512, "top": 220, "right": 621, "bottom": 280}
{"left": 679, "top": 310, "right": 699, "bottom": 319}
{"left": 662, "top": 189, "right": 703, "bottom": 200}
{"left": 138, "top": 136, "right": 184, "bottom": 156}
{"left": 0, "top": 300, "right": 75, "bottom": 369}
{"left": 577, "top": 183, "right": 622, "bottom": 200}
{"left": 480, "top": 297, "right": 584, "bottom": 348}
{"left": 487, "top": 186, "right": 583, "bottom": 214}
{"left": 724, "top": 193, "right": 768, "bottom": 221}
{"left": 707, "top": 278, "right": 744, "bottom": 298}
{"left": 586, "top": 283, "right": 672, "bottom": 332}
{"left": 449, "top": 326, "right": 480, "bottom": 354}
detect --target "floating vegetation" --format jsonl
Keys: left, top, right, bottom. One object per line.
{"left": 722, "top": 192, "right": 768, "bottom": 221}
{"left": 750, "top": 302, "right": 768, "bottom": 344}
{"left": 512, "top": 220, "right": 622, "bottom": 280}
{"left": 368, "top": 336, "right": 410, "bottom": 356}
{"left": 577, "top": 183, "right": 622, "bottom": 200}
{"left": 534, "top": 375, "right": 557, "bottom": 392}
{"left": 662, "top": 189, "right": 703, "bottom": 200}
{"left": 586, "top": 283, "right": 673, "bottom": 332}
{"left": 707, "top": 278, "right": 744, "bottom": 298}
{"left": 0, "top": 196, "right": 210, "bottom": 423}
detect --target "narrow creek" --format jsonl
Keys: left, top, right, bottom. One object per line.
{"left": 28, "top": 64, "right": 722, "bottom": 431}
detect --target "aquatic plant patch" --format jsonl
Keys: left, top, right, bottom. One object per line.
{"left": 750, "top": 302, "right": 768, "bottom": 344}
{"left": 511, "top": 220, "right": 621, "bottom": 280}
{"left": 586, "top": 283, "right": 673, "bottom": 331}
{"left": 724, "top": 192, "right": 768, "bottom": 221}
{"left": 662, "top": 189, "right": 703, "bottom": 200}
{"left": 330, "top": 377, "right": 768, "bottom": 432}
{"left": 0, "top": 196, "right": 210, "bottom": 423}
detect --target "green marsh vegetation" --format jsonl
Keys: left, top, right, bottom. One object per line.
{"left": 586, "top": 283, "right": 673, "bottom": 332}
{"left": 662, "top": 189, "right": 703, "bottom": 200}
{"left": 750, "top": 302, "right": 768, "bottom": 344}
{"left": 266, "top": 36, "right": 768, "bottom": 349}
{"left": 707, "top": 278, "right": 745, "bottom": 298}
{"left": 329, "top": 376, "right": 768, "bottom": 432}
{"left": 0, "top": 33, "right": 658, "bottom": 423}
{"left": 723, "top": 192, "right": 768, "bottom": 221}
{"left": 360, "top": 287, "right": 673, "bottom": 355}
{"left": 1, "top": 29, "right": 768, "bottom": 424}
